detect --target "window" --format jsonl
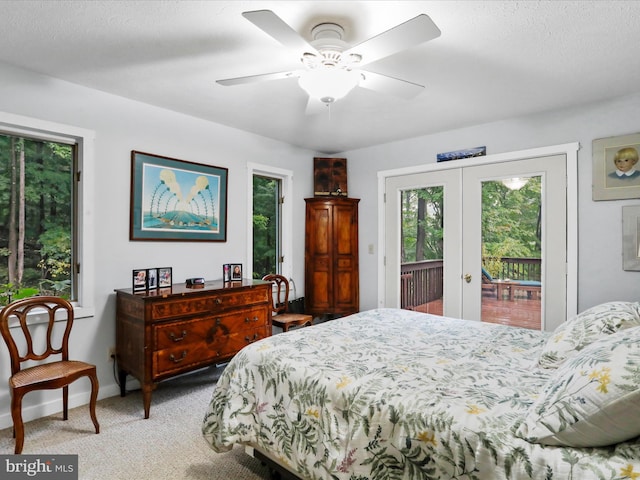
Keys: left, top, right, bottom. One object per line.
{"left": 0, "top": 132, "right": 75, "bottom": 305}
{"left": 0, "top": 112, "right": 95, "bottom": 317}
{"left": 252, "top": 175, "right": 281, "bottom": 278}
{"left": 247, "top": 163, "right": 293, "bottom": 281}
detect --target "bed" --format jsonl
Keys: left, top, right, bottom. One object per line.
{"left": 202, "top": 304, "right": 640, "bottom": 479}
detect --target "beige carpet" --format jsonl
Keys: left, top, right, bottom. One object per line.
{"left": 0, "top": 365, "right": 271, "bottom": 480}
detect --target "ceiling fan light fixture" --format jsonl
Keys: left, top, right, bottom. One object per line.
{"left": 298, "top": 68, "right": 361, "bottom": 104}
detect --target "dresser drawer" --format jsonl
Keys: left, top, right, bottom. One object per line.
{"left": 153, "top": 328, "right": 267, "bottom": 378}
{"left": 153, "top": 306, "right": 268, "bottom": 350}
{"left": 149, "top": 288, "right": 269, "bottom": 321}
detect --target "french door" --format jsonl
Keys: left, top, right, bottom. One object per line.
{"left": 384, "top": 152, "right": 568, "bottom": 331}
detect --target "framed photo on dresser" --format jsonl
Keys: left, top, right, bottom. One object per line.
{"left": 133, "top": 269, "right": 147, "bottom": 291}
{"left": 231, "top": 264, "right": 242, "bottom": 281}
{"left": 158, "top": 267, "right": 172, "bottom": 288}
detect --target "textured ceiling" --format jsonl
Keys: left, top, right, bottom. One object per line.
{"left": 2, "top": 1, "right": 640, "bottom": 154}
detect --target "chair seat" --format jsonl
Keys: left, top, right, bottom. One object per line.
{"left": 10, "top": 360, "right": 96, "bottom": 390}
{"left": 272, "top": 312, "right": 313, "bottom": 332}
{"left": 272, "top": 312, "right": 313, "bottom": 326}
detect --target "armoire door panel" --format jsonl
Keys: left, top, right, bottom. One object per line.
{"left": 312, "top": 271, "right": 331, "bottom": 308}
{"left": 335, "top": 272, "right": 355, "bottom": 306}
{"left": 310, "top": 208, "right": 331, "bottom": 255}
{"left": 335, "top": 207, "right": 355, "bottom": 256}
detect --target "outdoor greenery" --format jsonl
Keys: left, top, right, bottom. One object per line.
{"left": 252, "top": 175, "right": 278, "bottom": 279}
{"left": 401, "top": 186, "right": 444, "bottom": 263}
{"left": 482, "top": 177, "right": 542, "bottom": 277}
{"left": 0, "top": 134, "right": 73, "bottom": 305}
{"left": 401, "top": 177, "right": 542, "bottom": 277}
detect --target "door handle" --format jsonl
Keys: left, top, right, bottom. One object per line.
{"left": 463, "top": 273, "right": 472, "bottom": 283}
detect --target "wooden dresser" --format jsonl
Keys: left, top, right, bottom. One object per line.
{"left": 305, "top": 197, "right": 360, "bottom": 317}
{"left": 115, "top": 279, "right": 271, "bottom": 418}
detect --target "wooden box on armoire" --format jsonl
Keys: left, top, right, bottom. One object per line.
{"left": 313, "top": 157, "right": 348, "bottom": 196}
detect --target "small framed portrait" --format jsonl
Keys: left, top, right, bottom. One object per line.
{"left": 133, "top": 269, "right": 147, "bottom": 291}
{"left": 147, "top": 268, "right": 158, "bottom": 289}
{"left": 593, "top": 132, "right": 640, "bottom": 200}
{"left": 223, "top": 264, "right": 231, "bottom": 282}
{"left": 158, "top": 267, "right": 172, "bottom": 288}
{"left": 230, "top": 264, "right": 243, "bottom": 281}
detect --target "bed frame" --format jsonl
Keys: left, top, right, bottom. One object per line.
{"left": 246, "top": 446, "right": 301, "bottom": 480}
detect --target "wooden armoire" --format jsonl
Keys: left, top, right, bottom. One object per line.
{"left": 304, "top": 197, "right": 360, "bottom": 317}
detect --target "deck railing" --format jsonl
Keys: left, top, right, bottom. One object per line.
{"left": 400, "top": 260, "right": 443, "bottom": 310}
{"left": 400, "top": 257, "right": 541, "bottom": 309}
{"left": 499, "top": 257, "right": 541, "bottom": 281}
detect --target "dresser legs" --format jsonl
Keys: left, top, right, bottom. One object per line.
{"left": 118, "top": 370, "right": 127, "bottom": 397}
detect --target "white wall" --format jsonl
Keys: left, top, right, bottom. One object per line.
{"left": 344, "top": 92, "right": 640, "bottom": 314}
{"left": 0, "top": 62, "right": 317, "bottom": 428}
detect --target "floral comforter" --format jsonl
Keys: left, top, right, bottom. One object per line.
{"left": 202, "top": 308, "right": 640, "bottom": 479}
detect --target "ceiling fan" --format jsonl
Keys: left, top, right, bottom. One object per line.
{"left": 217, "top": 10, "right": 441, "bottom": 114}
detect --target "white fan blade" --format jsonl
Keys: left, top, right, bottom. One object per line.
{"left": 305, "top": 96, "right": 330, "bottom": 116}
{"left": 359, "top": 70, "right": 424, "bottom": 99}
{"left": 346, "top": 14, "right": 441, "bottom": 67}
{"left": 217, "top": 70, "right": 301, "bottom": 86}
{"left": 243, "top": 10, "right": 318, "bottom": 55}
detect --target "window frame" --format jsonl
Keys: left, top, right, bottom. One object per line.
{"left": 0, "top": 111, "right": 95, "bottom": 319}
{"left": 247, "top": 163, "right": 293, "bottom": 281}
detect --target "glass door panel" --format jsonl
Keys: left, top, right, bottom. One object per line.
{"left": 385, "top": 169, "right": 461, "bottom": 317}
{"left": 400, "top": 186, "right": 444, "bottom": 315}
{"left": 462, "top": 155, "right": 567, "bottom": 331}
{"left": 480, "top": 176, "right": 542, "bottom": 329}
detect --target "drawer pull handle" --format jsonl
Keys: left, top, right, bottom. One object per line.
{"left": 169, "top": 330, "right": 187, "bottom": 342}
{"left": 215, "top": 298, "right": 222, "bottom": 305}
{"left": 216, "top": 318, "right": 222, "bottom": 325}
{"left": 244, "top": 316, "right": 260, "bottom": 323}
{"left": 245, "top": 333, "right": 259, "bottom": 343}
{"left": 169, "top": 351, "right": 187, "bottom": 363}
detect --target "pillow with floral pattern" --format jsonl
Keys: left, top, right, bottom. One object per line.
{"left": 537, "top": 301, "right": 640, "bottom": 369}
{"left": 517, "top": 326, "right": 640, "bottom": 447}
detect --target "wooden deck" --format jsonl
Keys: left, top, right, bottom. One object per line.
{"left": 411, "top": 293, "right": 541, "bottom": 330}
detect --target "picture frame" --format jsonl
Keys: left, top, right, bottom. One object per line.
{"left": 133, "top": 269, "right": 147, "bottom": 291}
{"left": 158, "top": 267, "right": 172, "bottom": 288}
{"left": 147, "top": 268, "right": 158, "bottom": 289}
{"left": 130, "top": 151, "right": 228, "bottom": 241}
{"left": 592, "top": 133, "right": 640, "bottom": 201}
{"left": 230, "top": 264, "right": 243, "bottom": 281}
{"left": 622, "top": 205, "right": 640, "bottom": 271}
{"left": 223, "top": 264, "right": 231, "bottom": 282}
{"left": 437, "top": 146, "right": 486, "bottom": 162}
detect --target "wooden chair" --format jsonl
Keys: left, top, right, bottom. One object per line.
{"left": 0, "top": 296, "right": 100, "bottom": 453}
{"left": 262, "top": 275, "right": 313, "bottom": 332}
